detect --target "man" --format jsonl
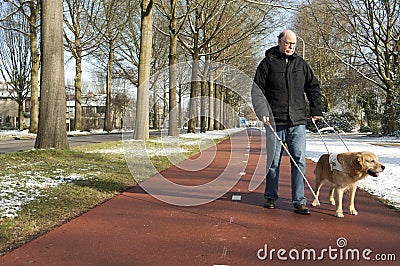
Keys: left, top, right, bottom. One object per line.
{"left": 251, "top": 29, "right": 323, "bottom": 214}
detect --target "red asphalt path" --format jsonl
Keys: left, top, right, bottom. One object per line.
{"left": 0, "top": 128, "right": 398, "bottom": 265}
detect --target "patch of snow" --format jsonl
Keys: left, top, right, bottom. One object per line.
{"left": 0, "top": 170, "right": 92, "bottom": 218}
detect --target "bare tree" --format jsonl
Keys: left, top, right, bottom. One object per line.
{"left": 101, "top": 0, "right": 132, "bottom": 132}
{"left": 35, "top": 0, "right": 69, "bottom": 149}
{"left": 306, "top": 0, "right": 400, "bottom": 133}
{"left": 63, "top": 0, "right": 104, "bottom": 131}
{"left": 111, "top": 0, "right": 141, "bottom": 87}
{"left": 134, "top": 0, "right": 154, "bottom": 140}
{"left": 110, "top": 80, "right": 130, "bottom": 129}
{"left": 179, "top": 0, "right": 274, "bottom": 133}
{"left": 0, "top": 0, "right": 40, "bottom": 133}
{"left": 148, "top": 17, "right": 169, "bottom": 129}
{"left": 111, "top": 0, "right": 167, "bottom": 132}
{"left": 156, "top": 0, "right": 196, "bottom": 136}
{"left": 166, "top": 0, "right": 180, "bottom": 136}
{"left": 295, "top": 0, "right": 351, "bottom": 112}
{"left": 0, "top": 9, "right": 31, "bottom": 130}
{"left": 87, "top": 0, "right": 133, "bottom": 132}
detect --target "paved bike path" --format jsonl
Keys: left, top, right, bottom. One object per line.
{"left": 0, "top": 128, "right": 398, "bottom": 265}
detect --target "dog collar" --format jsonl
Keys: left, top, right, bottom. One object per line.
{"left": 329, "top": 153, "right": 346, "bottom": 172}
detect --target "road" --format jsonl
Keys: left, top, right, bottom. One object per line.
{"left": 0, "top": 133, "right": 123, "bottom": 154}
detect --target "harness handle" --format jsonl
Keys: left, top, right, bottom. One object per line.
{"left": 311, "top": 118, "right": 331, "bottom": 154}
{"left": 311, "top": 117, "right": 350, "bottom": 152}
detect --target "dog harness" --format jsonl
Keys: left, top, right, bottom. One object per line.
{"left": 329, "top": 153, "right": 346, "bottom": 172}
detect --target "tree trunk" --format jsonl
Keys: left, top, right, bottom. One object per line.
{"left": 178, "top": 85, "right": 182, "bottom": 129}
{"left": 383, "top": 85, "right": 399, "bottom": 134}
{"left": 153, "top": 87, "right": 159, "bottom": 130}
{"left": 200, "top": 60, "right": 209, "bottom": 133}
{"left": 208, "top": 71, "right": 215, "bottom": 131}
{"left": 200, "top": 80, "right": 208, "bottom": 133}
{"left": 28, "top": 5, "right": 39, "bottom": 134}
{"left": 167, "top": 0, "right": 179, "bottom": 136}
{"left": 18, "top": 98, "right": 24, "bottom": 131}
{"left": 162, "top": 86, "right": 167, "bottom": 128}
{"left": 219, "top": 87, "right": 225, "bottom": 130}
{"left": 104, "top": 41, "right": 114, "bottom": 132}
{"left": 187, "top": 50, "right": 200, "bottom": 133}
{"left": 35, "top": 0, "right": 69, "bottom": 149}
{"left": 223, "top": 90, "right": 228, "bottom": 128}
{"left": 214, "top": 84, "right": 221, "bottom": 130}
{"left": 134, "top": 0, "right": 153, "bottom": 140}
{"left": 74, "top": 44, "right": 83, "bottom": 131}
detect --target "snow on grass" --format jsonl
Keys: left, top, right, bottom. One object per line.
{"left": 0, "top": 170, "right": 91, "bottom": 219}
{"left": 0, "top": 129, "right": 242, "bottom": 219}
{"left": 0, "top": 130, "right": 36, "bottom": 139}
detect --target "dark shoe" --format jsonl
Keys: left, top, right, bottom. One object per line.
{"left": 294, "top": 204, "right": 310, "bottom": 215}
{"left": 263, "top": 199, "right": 275, "bottom": 209}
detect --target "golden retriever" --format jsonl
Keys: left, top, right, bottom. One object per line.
{"left": 312, "top": 151, "right": 385, "bottom": 218}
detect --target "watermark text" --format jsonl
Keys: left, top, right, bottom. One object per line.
{"left": 257, "top": 237, "right": 396, "bottom": 262}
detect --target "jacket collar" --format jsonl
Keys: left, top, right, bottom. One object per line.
{"left": 266, "top": 46, "right": 297, "bottom": 60}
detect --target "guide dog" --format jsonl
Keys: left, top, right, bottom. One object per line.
{"left": 312, "top": 151, "right": 385, "bottom": 218}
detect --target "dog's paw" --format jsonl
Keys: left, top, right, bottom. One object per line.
{"left": 329, "top": 199, "right": 336, "bottom": 205}
{"left": 335, "top": 212, "right": 344, "bottom": 218}
{"left": 312, "top": 199, "right": 320, "bottom": 206}
{"left": 349, "top": 209, "right": 358, "bottom": 215}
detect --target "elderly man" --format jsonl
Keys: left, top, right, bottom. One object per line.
{"left": 251, "top": 29, "right": 323, "bottom": 214}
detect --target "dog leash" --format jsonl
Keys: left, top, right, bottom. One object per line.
{"left": 311, "top": 117, "right": 350, "bottom": 154}
{"left": 265, "top": 122, "right": 320, "bottom": 205}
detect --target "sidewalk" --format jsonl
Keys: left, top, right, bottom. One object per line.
{"left": 0, "top": 128, "right": 398, "bottom": 265}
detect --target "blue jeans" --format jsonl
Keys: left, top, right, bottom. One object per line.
{"left": 264, "top": 125, "right": 307, "bottom": 207}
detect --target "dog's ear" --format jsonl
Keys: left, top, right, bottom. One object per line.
{"left": 352, "top": 153, "right": 364, "bottom": 171}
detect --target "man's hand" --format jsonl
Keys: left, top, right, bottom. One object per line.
{"left": 311, "top": 116, "right": 322, "bottom": 121}
{"left": 263, "top": 116, "right": 270, "bottom": 126}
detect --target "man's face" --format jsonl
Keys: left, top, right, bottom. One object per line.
{"left": 278, "top": 35, "right": 297, "bottom": 56}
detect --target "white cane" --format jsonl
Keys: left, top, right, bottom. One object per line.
{"left": 266, "top": 122, "right": 320, "bottom": 206}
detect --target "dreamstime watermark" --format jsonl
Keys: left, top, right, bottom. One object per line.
{"left": 122, "top": 60, "right": 274, "bottom": 206}
{"left": 256, "top": 237, "right": 397, "bottom": 262}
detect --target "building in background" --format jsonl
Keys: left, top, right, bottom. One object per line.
{"left": 1, "top": 82, "right": 114, "bottom": 131}
{"left": 0, "top": 81, "right": 30, "bottom": 129}
{"left": 66, "top": 92, "right": 107, "bottom": 131}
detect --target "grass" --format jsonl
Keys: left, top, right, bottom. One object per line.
{"left": 0, "top": 135, "right": 226, "bottom": 255}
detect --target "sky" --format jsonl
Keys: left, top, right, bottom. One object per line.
{"left": 0, "top": 128, "right": 399, "bottom": 219}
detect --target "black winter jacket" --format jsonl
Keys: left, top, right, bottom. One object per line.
{"left": 251, "top": 46, "right": 323, "bottom": 126}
